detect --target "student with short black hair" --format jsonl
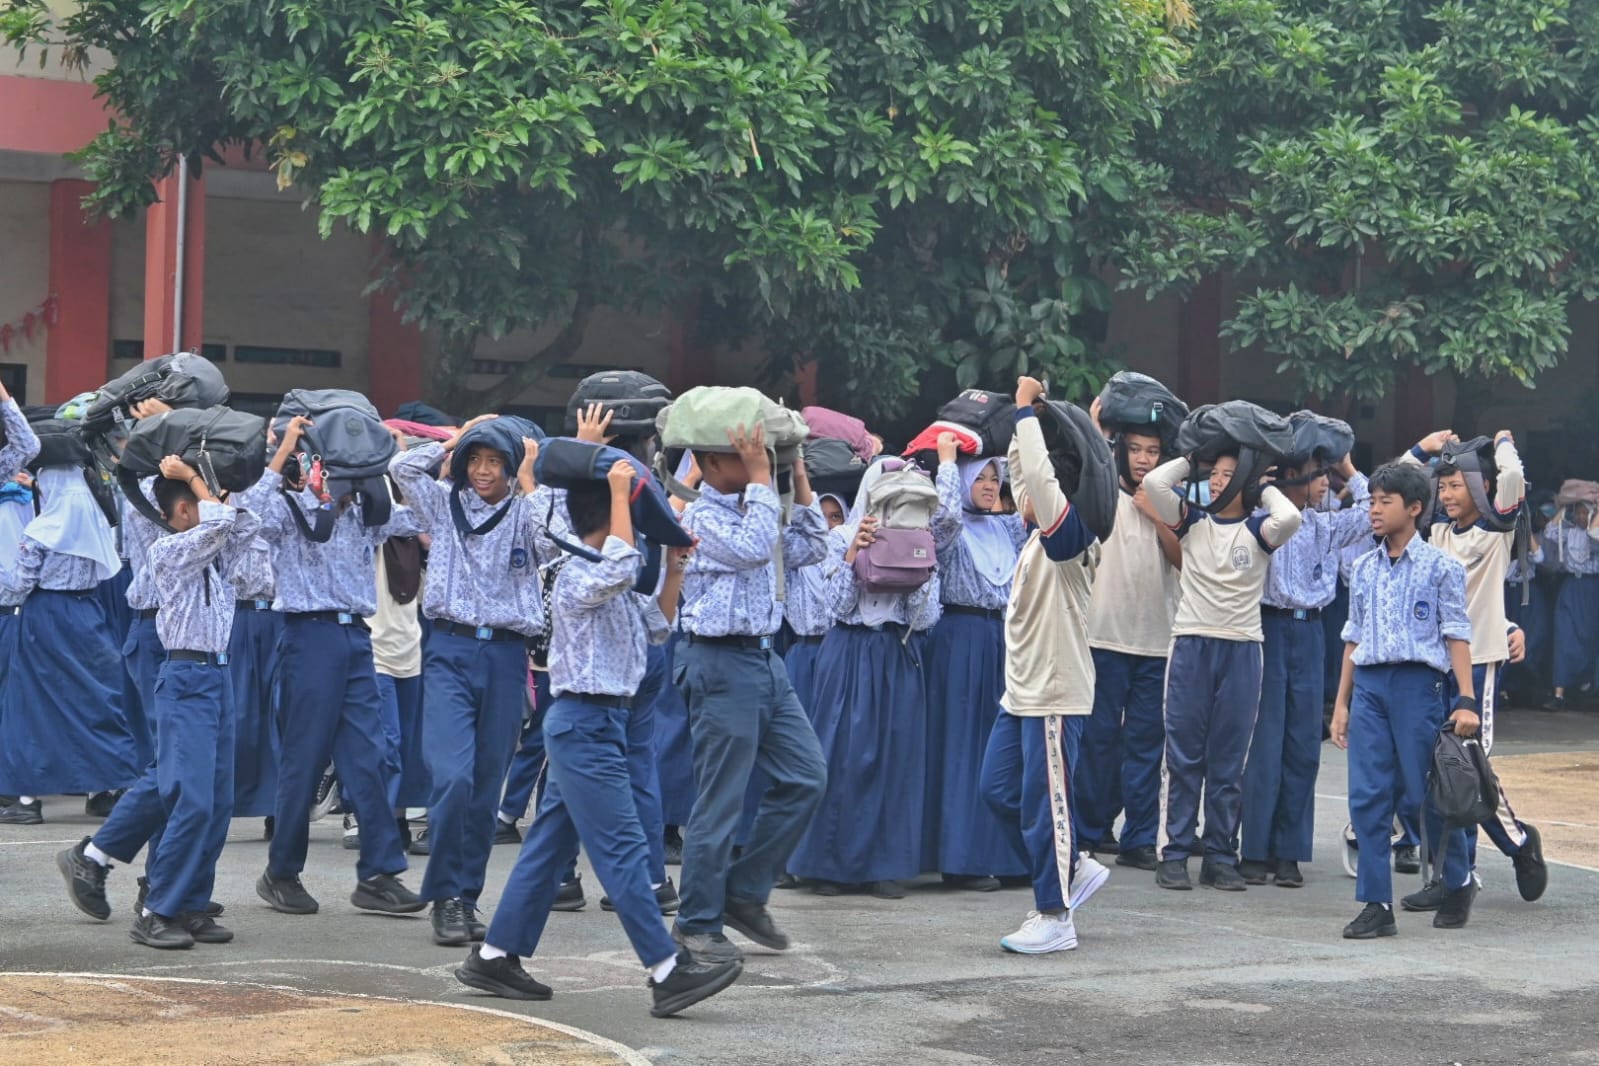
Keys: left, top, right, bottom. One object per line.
{"left": 1331, "top": 461, "right": 1478, "bottom": 938}
{"left": 1142, "top": 445, "right": 1303, "bottom": 891}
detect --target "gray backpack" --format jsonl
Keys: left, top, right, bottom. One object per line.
{"left": 274, "top": 389, "right": 397, "bottom": 538}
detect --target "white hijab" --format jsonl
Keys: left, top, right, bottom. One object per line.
{"left": 25, "top": 467, "right": 121, "bottom": 583}
{"left": 959, "top": 457, "right": 1015, "bottom": 587}
{"left": 840, "top": 458, "right": 908, "bottom": 626}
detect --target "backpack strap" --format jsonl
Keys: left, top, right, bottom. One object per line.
{"left": 449, "top": 488, "right": 515, "bottom": 537}
{"left": 286, "top": 492, "right": 338, "bottom": 543}
{"left": 116, "top": 465, "right": 176, "bottom": 535}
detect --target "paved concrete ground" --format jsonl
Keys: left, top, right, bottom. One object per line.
{"left": 3, "top": 711, "right": 1597, "bottom": 1066}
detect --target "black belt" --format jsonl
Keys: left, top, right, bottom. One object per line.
{"left": 137, "top": 608, "right": 159, "bottom": 620}
{"left": 2, "top": 605, "right": 19, "bottom": 616}
{"left": 168, "top": 649, "right": 229, "bottom": 666}
{"left": 687, "top": 633, "right": 777, "bottom": 651}
{"left": 789, "top": 633, "right": 826, "bottom": 645}
{"left": 441, "top": 622, "right": 525, "bottom": 643}
{"left": 943, "top": 604, "right": 1004, "bottom": 621}
{"left": 562, "top": 692, "right": 635, "bottom": 710}
{"left": 285, "top": 610, "right": 370, "bottom": 630}
{"left": 236, "top": 599, "right": 273, "bottom": 612}
{"left": 839, "top": 621, "right": 910, "bottom": 635}
{"left": 1262, "top": 605, "right": 1321, "bottom": 621}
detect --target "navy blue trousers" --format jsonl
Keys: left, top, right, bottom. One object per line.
{"left": 380, "top": 672, "right": 431, "bottom": 809}
{"left": 483, "top": 697, "right": 678, "bottom": 967}
{"left": 146, "top": 660, "right": 235, "bottom": 917}
{"left": 1079, "top": 648, "right": 1167, "bottom": 852}
{"left": 1552, "top": 574, "right": 1599, "bottom": 691}
{"left": 270, "top": 618, "right": 407, "bottom": 882}
{"left": 1159, "top": 635, "right": 1263, "bottom": 864}
{"left": 674, "top": 640, "right": 826, "bottom": 935}
{"left": 1242, "top": 614, "right": 1325, "bottom": 863}
{"left": 980, "top": 712, "right": 1079, "bottom": 912}
{"left": 1348, "top": 664, "right": 1471, "bottom": 904}
{"left": 120, "top": 609, "right": 160, "bottom": 769}
{"left": 228, "top": 605, "right": 282, "bottom": 817}
{"left": 1503, "top": 580, "right": 1550, "bottom": 696}
{"left": 499, "top": 671, "right": 551, "bottom": 823}
{"left": 419, "top": 630, "right": 528, "bottom": 904}
{"left": 653, "top": 634, "right": 697, "bottom": 827}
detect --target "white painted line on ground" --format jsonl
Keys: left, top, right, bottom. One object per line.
{"left": 0, "top": 971, "right": 654, "bottom": 1066}
{"left": 0, "top": 839, "right": 84, "bottom": 847}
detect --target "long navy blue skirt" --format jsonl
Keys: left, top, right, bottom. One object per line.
{"left": 0, "top": 610, "right": 15, "bottom": 694}
{"left": 653, "top": 632, "right": 697, "bottom": 826}
{"left": 228, "top": 606, "right": 283, "bottom": 817}
{"left": 0, "top": 589, "right": 140, "bottom": 794}
{"left": 921, "top": 611, "right": 1028, "bottom": 876}
{"left": 790, "top": 626, "right": 927, "bottom": 884}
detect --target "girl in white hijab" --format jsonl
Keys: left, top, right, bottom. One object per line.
{"left": 788, "top": 458, "right": 942, "bottom": 898}
{"left": 920, "top": 435, "right": 1030, "bottom": 889}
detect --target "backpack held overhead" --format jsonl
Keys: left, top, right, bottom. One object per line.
{"left": 1284, "top": 410, "right": 1355, "bottom": 472}
{"left": 1174, "top": 401, "right": 1295, "bottom": 515}
{"left": 117, "top": 406, "right": 268, "bottom": 532}
{"left": 274, "top": 389, "right": 397, "bottom": 539}
{"left": 446, "top": 415, "right": 546, "bottom": 537}
{"left": 1096, "top": 371, "right": 1188, "bottom": 448}
{"left": 903, "top": 389, "right": 1018, "bottom": 466}
{"left": 24, "top": 415, "right": 119, "bottom": 527}
{"left": 82, "top": 352, "right": 231, "bottom": 438}
{"left": 801, "top": 406, "right": 876, "bottom": 462}
{"left": 1427, "top": 435, "right": 1533, "bottom": 604}
{"left": 564, "top": 371, "right": 673, "bottom": 439}
{"left": 1035, "top": 400, "right": 1117, "bottom": 541}
{"left": 852, "top": 459, "right": 939, "bottom": 594}
{"left": 803, "top": 437, "right": 868, "bottom": 502}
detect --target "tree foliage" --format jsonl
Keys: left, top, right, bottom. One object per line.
{"left": 1118, "top": 0, "right": 1599, "bottom": 401}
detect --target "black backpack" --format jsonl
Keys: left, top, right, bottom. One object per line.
{"left": 803, "top": 437, "right": 867, "bottom": 501}
{"left": 1284, "top": 410, "right": 1355, "bottom": 471}
{"left": 1097, "top": 371, "right": 1188, "bottom": 448}
{"left": 81, "top": 352, "right": 230, "bottom": 438}
{"left": 274, "top": 389, "right": 397, "bottom": 538}
{"left": 564, "top": 371, "right": 673, "bottom": 439}
{"left": 24, "top": 416, "right": 120, "bottom": 526}
{"left": 1423, "top": 726, "right": 1499, "bottom": 882}
{"left": 938, "top": 389, "right": 1017, "bottom": 457}
{"left": 116, "top": 406, "right": 268, "bottom": 531}
{"left": 1426, "top": 435, "right": 1534, "bottom": 604}
{"left": 1174, "top": 401, "right": 1296, "bottom": 514}
{"left": 1037, "top": 400, "right": 1117, "bottom": 541}
{"left": 446, "top": 415, "right": 546, "bottom": 536}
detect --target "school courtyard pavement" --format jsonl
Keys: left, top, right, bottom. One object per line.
{"left": 4, "top": 711, "right": 1598, "bottom": 1066}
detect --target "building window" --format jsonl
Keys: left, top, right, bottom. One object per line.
{"left": 0, "top": 364, "right": 26, "bottom": 403}
{"left": 112, "top": 341, "right": 227, "bottom": 362}
{"left": 234, "top": 346, "right": 342, "bottom": 369}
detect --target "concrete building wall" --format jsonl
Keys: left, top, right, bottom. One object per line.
{"left": 0, "top": 180, "right": 52, "bottom": 401}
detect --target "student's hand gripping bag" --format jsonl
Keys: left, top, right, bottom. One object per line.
{"left": 1174, "top": 400, "right": 1295, "bottom": 515}
{"left": 447, "top": 415, "right": 547, "bottom": 536}
{"left": 274, "top": 388, "right": 398, "bottom": 539}
{"left": 117, "top": 405, "right": 268, "bottom": 531}
{"left": 852, "top": 460, "right": 939, "bottom": 594}
{"left": 903, "top": 389, "right": 1018, "bottom": 468}
{"left": 82, "top": 351, "right": 231, "bottom": 439}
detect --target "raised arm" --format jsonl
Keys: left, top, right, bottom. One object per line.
{"left": 1491, "top": 431, "right": 1525, "bottom": 514}
{"left": 1257, "top": 485, "right": 1304, "bottom": 549}
{"left": 387, "top": 440, "right": 451, "bottom": 532}
{"left": 1141, "top": 456, "right": 1191, "bottom": 528}
{"left": 0, "top": 396, "right": 40, "bottom": 481}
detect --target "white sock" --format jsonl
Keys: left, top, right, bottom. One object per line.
{"left": 84, "top": 843, "right": 113, "bottom": 867}
{"left": 650, "top": 955, "right": 678, "bottom": 982}
{"left": 1379, "top": 902, "right": 1392, "bottom": 911}
{"left": 141, "top": 907, "right": 153, "bottom": 918}
{"left": 478, "top": 943, "right": 508, "bottom": 961}
{"left": 651, "top": 882, "right": 663, "bottom": 891}
{"left": 19, "top": 795, "right": 35, "bottom": 805}
{"left": 497, "top": 812, "right": 517, "bottom": 825}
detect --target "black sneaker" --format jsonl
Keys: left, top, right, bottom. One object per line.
{"left": 1116, "top": 845, "right": 1159, "bottom": 872}
{"left": 1238, "top": 860, "right": 1272, "bottom": 886}
{"left": 1156, "top": 859, "right": 1192, "bottom": 890}
{"left": 601, "top": 877, "right": 681, "bottom": 916}
{"left": 0, "top": 798, "right": 42, "bottom": 825}
{"left": 1200, "top": 860, "right": 1248, "bottom": 892}
{"left": 263, "top": 816, "right": 275, "bottom": 841}
{"left": 352, "top": 873, "right": 426, "bottom": 914}
{"left": 493, "top": 820, "right": 522, "bottom": 846}
{"left": 723, "top": 897, "right": 790, "bottom": 950}
{"left": 139, "top": 876, "right": 223, "bottom": 919}
{"left": 256, "top": 870, "right": 320, "bottom": 915}
{"left": 671, "top": 925, "right": 744, "bottom": 964}
{"left": 85, "top": 791, "right": 121, "bottom": 818}
{"left": 1513, "top": 824, "right": 1548, "bottom": 902}
{"left": 1401, "top": 879, "right": 1445, "bottom": 912}
{"left": 1393, "top": 844, "right": 1421, "bottom": 875}
{"left": 1342, "top": 902, "right": 1397, "bottom": 940}
{"left": 775, "top": 872, "right": 803, "bottom": 890}
{"left": 130, "top": 911, "right": 194, "bottom": 950}
{"left": 454, "top": 946, "right": 553, "bottom": 1001}
{"left": 663, "top": 833, "right": 684, "bottom": 866}
{"left": 432, "top": 897, "right": 472, "bottom": 946}
{"left": 551, "top": 874, "right": 586, "bottom": 913}
{"left": 57, "top": 837, "right": 111, "bottom": 921}
{"left": 870, "top": 880, "right": 906, "bottom": 900}
{"left": 1274, "top": 860, "right": 1304, "bottom": 888}
{"left": 181, "top": 913, "right": 234, "bottom": 944}
{"left": 649, "top": 951, "right": 742, "bottom": 1018}
{"left": 1542, "top": 695, "right": 1569, "bottom": 711}
{"left": 1433, "top": 880, "right": 1478, "bottom": 929}
{"left": 463, "top": 901, "right": 487, "bottom": 942}
{"left": 409, "top": 827, "right": 431, "bottom": 856}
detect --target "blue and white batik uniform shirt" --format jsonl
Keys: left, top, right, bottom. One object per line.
{"left": 121, "top": 478, "right": 164, "bottom": 612}
{"left": 929, "top": 460, "right": 1025, "bottom": 611}
{"left": 681, "top": 481, "right": 829, "bottom": 637}
{"left": 0, "top": 399, "right": 39, "bottom": 482}
{"left": 149, "top": 501, "right": 259, "bottom": 655}
{"left": 548, "top": 536, "right": 670, "bottom": 698}
{"left": 1342, "top": 536, "right": 1471, "bottom": 675}
{"left": 1262, "top": 472, "right": 1372, "bottom": 611}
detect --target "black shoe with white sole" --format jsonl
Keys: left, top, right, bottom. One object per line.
{"left": 1199, "top": 860, "right": 1247, "bottom": 892}
{"left": 493, "top": 820, "right": 522, "bottom": 846}
{"left": 0, "top": 798, "right": 42, "bottom": 824}
{"left": 671, "top": 925, "right": 744, "bottom": 965}
{"left": 1342, "top": 902, "right": 1397, "bottom": 939}
{"left": 137, "top": 876, "right": 222, "bottom": 919}
{"left": 408, "top": 828, "right": 431, "bottom": 856}
{"left": 601, "top": 877, "right": 681, "bottom": 916}
{"left": 256, "top": 871, "right": 320, "bottom": 915}
{"left": 1393, "top": 844, "right": 1421, "bottom": 875}
{"left": 433, "top": 897, "right": 472, "bottom": 946}
{"left": 551, "top": 874, "right": 586, "bottom": 913}
{"left": 351, "top": 873, "right": 426, "bottom": 914}
{"left": 181, "top": 913, "right": 234, "bottom": 944}
{"left": 130, "top": 912, "right": 194, "bottom": 950}
{"left": 649, "top": 951, "right": 742, "bottom": 1018}
{"left": 455, "top": 946, "right": 552, "bottom": 1000}
{"left": 1513, "top": 824, "right": 1548, "bottom": 902}
{"left": 723, "top": 897, "right": 790, "bottom": 950}
{"left": 58, "top": 837, "right": 111, "bottom": 921}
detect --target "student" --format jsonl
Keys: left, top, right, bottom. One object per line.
{"left": 58, "top": 457, "right": 256, "bottom": 948}
{"left": 1241, "top": 451, "right": 1371, "bottom": 887}
{"left": 226, "top": 506, "right": 283, "bottom": 832}
{"left": 1542, "top": 499, "right": 1599, "bottom": 710}
{"left": 0, "top": 383, "right": 39, "bottom": 816}
{"left": 818, "top": 493, "right": 846, "bottom": 529}
{"left": 791, "top": 459, "right": 943, "bottom": 898}
{"left": 673, "top": 424, "right": 830, "bottom": 964}
{"left": 1401, "top": 429, "right": 1547, "bottom": 906}
{"left": 1078, "top": 403, "right": 1181, "bottom": 871}
{"left": 389, "top": 415, "right": 548, "bottom": 946}
{"left": 1143, "top": 444, "right": 1303, "bottom": 891}
{"left": 977, "top": 377, "right": 1105, "bottom": 954}
{"left": 455, "top": 461, "right": 740, "bottom": 1017}
{"left": 0, "top": 450, "right": 139, "bottom": 825}
{"left": 1331, "top": 462, "right": 1480, "bottom": 938}
{"left": 923, "top": 436, "right": 1028, "bottom": 889}
{"left": 782, "top": 493, "right": 847, "bottom": 707}
{"left": 245, "top": 414, "right": 425, "bottom": 916}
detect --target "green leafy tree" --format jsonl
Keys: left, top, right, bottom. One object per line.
{"left": 1118, "top": 0, "right": 1599, "bottom": 409}
{"left": 3, "top": 0, "right": 872, "bottom": 412}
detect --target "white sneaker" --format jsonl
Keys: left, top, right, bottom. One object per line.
{"left": 1070, "top": 854, "right": 1110, "bottom": 911}
{"left": 1000, "top": 910, "right": 1078, "bottom": 955}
